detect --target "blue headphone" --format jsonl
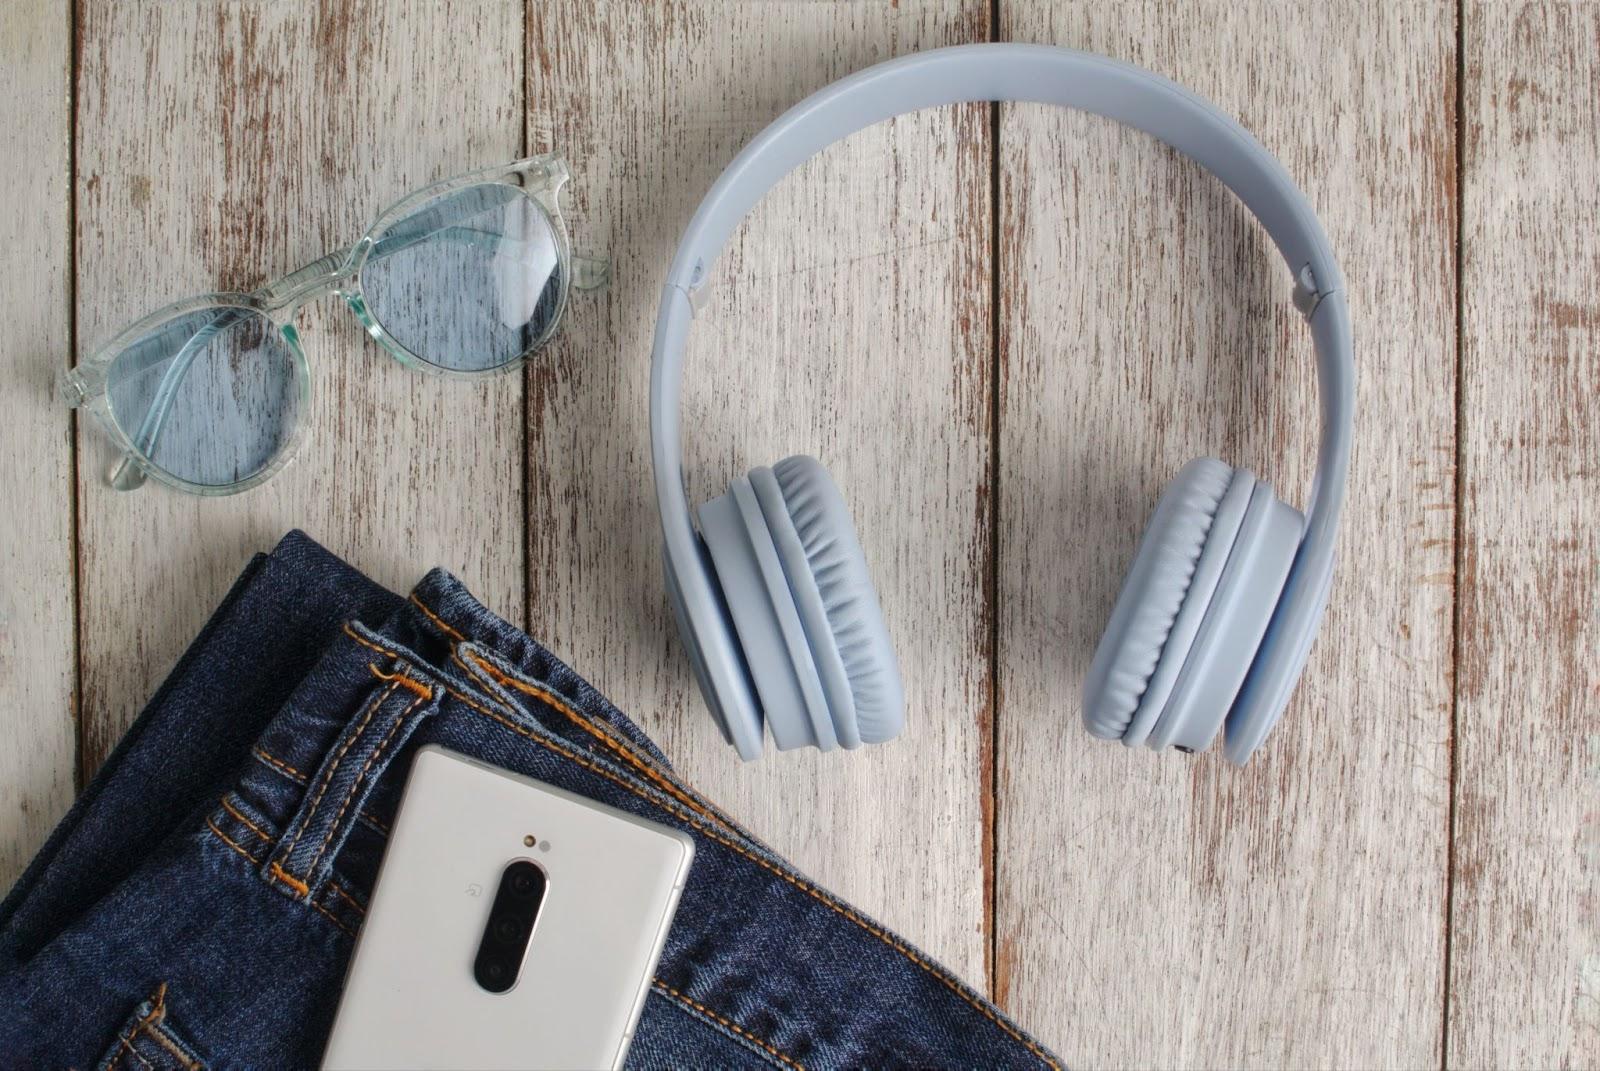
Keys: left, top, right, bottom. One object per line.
{"left": 650, "top": 44, "right": 1353, "bottom": 765}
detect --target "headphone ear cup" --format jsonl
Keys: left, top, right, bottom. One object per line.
{"left": 1082, "top": 458, "right": 1240, "bottom": 743}
{"left": 1152, "top": 479, "right": 1303, "bottom": 753}
{"left": 697, "top": 474, "right": 835, "bottom": 753}
{"left": 663, "top": 539, "right": 763, "bottom": 759}
{"left": 758, "top": 456, "right": 904, "bottom": 747}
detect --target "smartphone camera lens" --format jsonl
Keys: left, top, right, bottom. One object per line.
{"left": 473, "top": 860, "right": 547, "bottom": 994}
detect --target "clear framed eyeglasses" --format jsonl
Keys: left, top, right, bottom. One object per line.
{"left": 59, "top": 154, "right": 605, "bottom": 495}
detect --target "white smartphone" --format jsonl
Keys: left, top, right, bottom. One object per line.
{"left": 321, "top": 744, "right": 695, "bottom": 1070}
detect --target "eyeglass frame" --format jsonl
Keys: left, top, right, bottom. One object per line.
{"left": 59, "top": 153, "right": 601, "bottom": 497}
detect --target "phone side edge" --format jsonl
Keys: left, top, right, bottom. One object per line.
{"left": 609, "top": 827, "right": 695, "bottom": 1071}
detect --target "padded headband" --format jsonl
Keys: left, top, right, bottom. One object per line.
{"left": 651, "top": 43, "right": 1353, "bottom": 762}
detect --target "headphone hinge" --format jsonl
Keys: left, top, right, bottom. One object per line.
{"left": 674, "top": 280, "right": 714, "bottom": 317}
{"left": 1292, "top": 264, "right": 1329, "bottom": 321}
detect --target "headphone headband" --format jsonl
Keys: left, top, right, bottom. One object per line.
{"left": 665, "top": 45, "right": 1344, "bottom": 297}
{"left": 652, "top": 43, "right": 1353, "bottom": 763}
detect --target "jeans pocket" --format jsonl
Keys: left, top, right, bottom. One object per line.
{"left": 94, "top": 983, "right": 210, "bottom": 1071}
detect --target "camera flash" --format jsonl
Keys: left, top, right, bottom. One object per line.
{"left": 523, "top": 834, "right": 536, "bottom": 847}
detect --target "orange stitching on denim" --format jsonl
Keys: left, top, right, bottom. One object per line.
{"left": 135, "top": 987, "right": 201, "bottom": 1071}
{"left": 220, "top": 796, "right": 271, "bottom": 845}
{"left": 343, "top": 621, "right": 395, "bottom": 659}
{"left": 450, "top": 647, "right": 504, "bottom": 698}
{"left": 328, "top": 882, "right": 366, "bottom": 915}
{"left": 268, "top": 861, "right": 311, "bottom": 897}
{"left": 253, "top": 746, "right": 308, "bottom": 782}
{"left": 109, "top": 983, "right": 170, "bottom": 1071}
{"left": 457, "top": 646, "right": 749, "bottom": 839}
{"left": 369, "top": 662, "right": 433, "bottom": 699}
{"left": 408, "top": 593, "right": 466, "bottom": 641}
{"left": 206, "top": 817, "right": 262, "bottom": 865}
{"left": 309, "top": 896, "right": 357, "bottom": 937}
{"left": 251, "top": 749, "right": 389, "bottom": 832}
{"left": 304, "top": 690, "right": 429, "bottom": 881}
{"left": 143, "top": 1017, "right": 201, "bottom": 1071}
{"left": 209, "top": 821, "right": 353, "bottom": 938}
{"left": 113, "top": 1038, "right": 157, "bottom": 1071}
{"left": 145, "top": 1020, "right": 202, "bottom": 1071}
{"left": 341, "top": 622, "right": 1054, "bottom": 1067}
{"left": 464, "top": 650, "right": 718, "bottom": 825}
{"left": 651, "top": 979, "right": 801, "bottom": 1069}
{"left": 278, "top": 679, "right": 400, "bottom": 874}
{"left": 344, "top": 624, "right": 512, "bottom": 725}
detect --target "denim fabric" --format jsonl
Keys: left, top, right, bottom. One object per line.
{"left": 0, "top": 531, "right": 1060, "bottom": 1069}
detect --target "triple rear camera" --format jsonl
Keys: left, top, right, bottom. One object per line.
{"left": 472, "top": 859, "right": 547, "bottom": 993}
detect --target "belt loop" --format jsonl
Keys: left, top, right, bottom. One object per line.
{"left": 264, "top": 665, "right": 438, "bottom": 900}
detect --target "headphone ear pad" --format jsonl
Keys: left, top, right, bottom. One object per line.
{"left": 697, "top": 472, "right": 835, "bottom": 754}
{"left": 1082, "top": 458, "right": 1239, "bottom": 742}
{"left": 762, "top": 456, "right": 904, "bottom": 746}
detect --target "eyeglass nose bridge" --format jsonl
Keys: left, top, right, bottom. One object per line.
{"left": 254, "top": 247, "right": 359, "bottom": 313}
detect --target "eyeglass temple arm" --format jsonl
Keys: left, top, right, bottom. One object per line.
{"left": 108, "top": 307, "right": 244, "bottom": 490}
{"left": 369, "top": 204, "right": 607, "bottom": 289}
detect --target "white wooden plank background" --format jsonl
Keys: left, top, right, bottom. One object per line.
{"left": 527, "top": 0, "right": 993, "bottom": 982}
{"left": 1453, "top": 2, "right": 1600, "bottom": 1065}
{"left": 0, "top": 1, "right": 1595, "bottom": 1067}
{"left": 0, "top": 0, "right": 75, "bottom": 889}
{"left": 71, "top": 0, "right": 528, "bottom": 771}
{"left": 994, "top": 4, "right": 1457, "bottom": 1066}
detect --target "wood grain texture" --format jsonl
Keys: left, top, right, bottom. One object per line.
{"left": 993, "top": 4, "right": 1457, "bottom": 1067}
{"left": 1452, "top": 3, "right": 1600, "bottom": 1066}
{"left": 73, "top": 0, "right": 527, "bottom": 772}
{"left": 0, "top": 0, "right": 75, "bottom": 891}
{"left": 1, "top": 3, "right": 1595, "bottom": 1066}
{"left": 525, "top": 1, "right": 994, "bottom": 980}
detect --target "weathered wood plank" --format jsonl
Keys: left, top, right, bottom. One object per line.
{"left": 994, "top": 4, "right": 1456, "bottom": 1066}
{"left": 1451, "top": 3, "right": 1600, "bottom": 1065}
{"left": 526, "top": 1, "right": 993, "bottom": 981}
{"left": 0, "top": 1, "right": 75, "bottom": 891}
{"left": 73, "top": 0, "right": 527, "bottom": 771}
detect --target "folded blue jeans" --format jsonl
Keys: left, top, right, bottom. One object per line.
{"left": 0, "top": 531, "right": 1059, "bottom": 1069}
